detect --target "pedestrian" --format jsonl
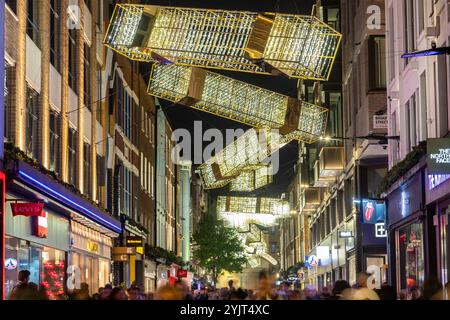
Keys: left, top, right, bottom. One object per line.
{"left": 276, "top": 281, "right": 290, "bottom": 300}
{"left": 73, "top": 282, "right": 91, "bottom": 300}
{"left": 329, "top": 280, "right": 351, "bottom": 300}
{"left": 9, "top": 270, "right": 31, "bottom": 300}
{"left": 304, "top": 285, "right": 320, "bottom": 300}
{"left": 92, "top": 287, "right": 103, "bottom": 300}
{"left": 100, "top": 284, "right": 113, "bottom": 300}
{"left": 351, "top": 272, "right": 380, "bottom": 300}
{"left": 320, "top": 286, "right": 331, "bottom": 300}
{"left": 109, "top": 287, "right": 128, "bottom": 300}
{"left": 377, "top": 283, "right": 397, "bottom": 300}
{"left": 423, "top": 277, "right": 443, "bottom": 300}
{"left": 228, "top": 279, "right": 236, "bottom": 292}
{"left": 409, "top": 285, "right": 423, "bottom": 300}
{"left": 127, "top": 286, "right": 142, "bottom": 300}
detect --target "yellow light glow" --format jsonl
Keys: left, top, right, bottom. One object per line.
{"left": 148, "top": 63, "right": 289, "bottom": 129}
{"left": 197, "top": 128, "right": 286, "bottom": 189}
{"left": 217, "top": 196, "right": 290, "bottom": 217}
{"left": 229, "top": 165, "right": 273, "bottom": 192}
{"left": 148, "top": 63, "right": 329, "bottom": 148}
{"left": 105, "top": 4, "right": 342, "bottom": 80}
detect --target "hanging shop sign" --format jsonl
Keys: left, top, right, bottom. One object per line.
{"left": 112, "top": 254, "right": 128, "bottom": 262}
{"left": 177, "top": 269, "right": 188, "bottom": 278}
{"left": 427, "top": 138, "right": 450, "bottom": 174}
{"left": 305, "top": 255, "right": 318, "bottom": 268}
{"left": 11, "top": 202, "right": 44, "bottom": 217}
{"left": 5, "top": 258, "right": 18, "bottom": 270}
{"left": 339, "top": 231, "right": 353, "bottom": 238}
{"left": 361, "top": 199, "right": 386, "bottom": 224}
{"left": 32, "top": 211, "right": 48, "bottom": 238}
{"left": 126, "top": 236, "right": 143, "bottom": 247}
{"left": 373, "top": 115, "right": 388, "bottom": 129}
{"left": 113, "top": 247, "right": 135, "bottom": 255}
{"left": 375, "top": 223, "right": 387, "bottom": 238}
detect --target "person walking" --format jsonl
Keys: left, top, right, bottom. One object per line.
{"left": 9, "top": 270, "right": 31, "bottom": 300}
{"left": 351, "top": 272, "right": 380, "bottom": 300}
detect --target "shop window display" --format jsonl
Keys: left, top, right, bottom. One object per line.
{"left": 4, "top": 237, "right": 66, "bottom": 299}
{"left": 397, "top": 222, "right": 425, "bottom": 291}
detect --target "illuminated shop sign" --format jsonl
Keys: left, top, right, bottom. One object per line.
{"left": 428, "top": 174, "right": 450, "bottom": 190}
{"left": 126, "top": 236, "right": 143, "bottom": 247}
{"left": 4, "top": 258, "right": 18, "bottom": 270}
{"left": 375, "top": 223, "right": 387, "bottom": 238}
{"left": 305, "top": 255, "right": 318, "bottom": 269}
{"left": 32, "top": 212, "right": 48, "bottom": 238}
{"left": 361, "top": 199, "right": 386, "bottom": 224}
{"left": 11, "top": 202, "right": 44, "bottom": 217}
{"left": 339, "top": 231, "right": 353, "bottom": 238}
{"left": 427, "top": 138, "right": 450, "bottom": 174}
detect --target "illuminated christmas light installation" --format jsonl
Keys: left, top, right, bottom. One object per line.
{"left": 229, "top": 165, "right": 273, "bottom": 192}
{"left": 105, "top": 4, "right": 342, "bottom": 80}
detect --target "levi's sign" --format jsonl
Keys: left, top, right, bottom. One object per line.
{"left": 428, "top": 138, "right": 450, "bottom": 174}
{"left": 11, "top": 203, "right": 45, "bottom": 217}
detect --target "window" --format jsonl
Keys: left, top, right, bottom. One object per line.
{"left": 25, "top": 86, "right": 39, "bottom": 160}
{"left": 403, "top": 0, "right": 416, "bottom": 66}
{"left": 27, "top": 0, "right": 40, "bottom": 47}
{"left": 123, "top": 89, "right": 132, "bottom": 140}
{"left": 123, "top": 167, "right": 132, "bottom": 216}
{"left": 369, "top": 36, "right": 386, "bottom": 90}
{"left": 4, "top": 62, "right": 12, "bottom": 140}
{"left": 96, "top": 155, "right": 105, "bottom": 205}
{"left": 84, "top": 44, "right": 91, "bottom": 110}
{"left": 133, "top": 174, "right": 139, "bottom": 220}
{"left": 406, "top": 93, "right": 418, "bottom": 152}
{"left": 141, "top": 106, "right": 145, "bottom": 133}
{"left": 68, "top": 28, "right": 78, "bottom": 92}
{"left": 388, "top": 6, "right": 395, "bottom": 82}
{"left": 50, "top": 0, "right": 61, "bottom": 71}
{"left": 49, "top": 110, "right": 60, "bottom": 174}
{"left": 6, "top": 0, "right": 17, "bottom": 14}
{"left": 83, "top": 143, "right": 91, "bottom": 197}
{"left": 419, "top": 72, "right": 428, "bottom": 142}
{"left": 397, "top": 222, "right": 424, "bottom": 292}
{"left": 133, "top": 103, "right": 139, "bottom": 144}
{"left": 68, "top": 128, "right": 77, "bottom": 186}
{"left": 96, "top": 64, "right": 103, "bottom": 122}
{"left": 116, "top": 78, "right": 123, "bottom": 129}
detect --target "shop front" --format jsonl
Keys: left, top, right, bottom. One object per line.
{"left": 4, "top": 201, "right": 69, "bottom": 299}
{"left": 144, "top": 259, "right": 157, "bottom": 293}
{"left": 426, "top": 173, "right": 450, "bottom": 285}
{"left": 70, "top": 221, "right": 114, "bottom": 294}
{"left": 4, "top": 161, "right": 121, "bottom": 298}
{"left": 387, "top": 167, "right": 428, "bottom": 294}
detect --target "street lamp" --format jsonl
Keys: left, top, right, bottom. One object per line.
{"left": 401, "top": 43, "right": 450, "bottom": 59}
{"left": 320, "top": 134, "right": 400, "bottom": 142}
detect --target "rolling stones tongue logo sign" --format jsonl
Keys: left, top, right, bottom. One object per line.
{"left": 365, "top": 202, "right": 375, "bottom": 222}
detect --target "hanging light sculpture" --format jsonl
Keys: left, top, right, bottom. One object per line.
{"left": 229, "top": 165, "right": 273, "bottom": 192}
{"left": 105, "top": 4, "right": 342, "bottom": 80}
{"left": 196, "top": 129, "right": 287, "bottom": 189}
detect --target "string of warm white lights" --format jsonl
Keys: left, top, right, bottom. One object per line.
{"left": 104, "top": 4, "right": 342, "bottom": 81}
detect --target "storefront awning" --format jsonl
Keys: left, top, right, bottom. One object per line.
{"left": 11, "top": 161, "right": 121, "bottom": 236}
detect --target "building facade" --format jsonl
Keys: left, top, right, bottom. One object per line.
{"left": 3, "top": 0, "right": 121, "bottom": 297}
{"left": 384, "top": 0, "right": 450, "bottom": 294}
{"left": 280, "top": 0, "right": 389, "bottom": 290}
{"left": 108, "top": 53, "right": 157, "bottom": 288}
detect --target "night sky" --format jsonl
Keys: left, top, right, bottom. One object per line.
{"left": 138, "top": 0, "right": 316, "bottom": 197}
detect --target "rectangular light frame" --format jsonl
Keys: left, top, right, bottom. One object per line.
{"left": 105, "top": 4, "right": 342, "bottom": 81}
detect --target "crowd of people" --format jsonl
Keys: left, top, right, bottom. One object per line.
{"left": 7, "top": 269, "right": 450, "bottom": 300}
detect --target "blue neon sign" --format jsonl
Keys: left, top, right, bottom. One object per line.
{"left": 18, "top": 170, "right": 121, "bottom": 233}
